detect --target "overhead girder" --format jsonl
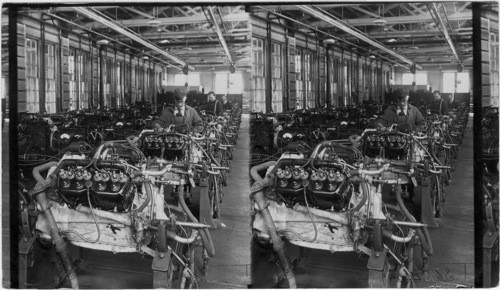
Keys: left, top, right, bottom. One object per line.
{"left": 310, "top": 12, "right": 471, "bottom": 27}
{"left": 297, "top": 5, "right": 422, "bottom": 69}
{"left": 83, "top": 12, "right": 249, "bottom": 29}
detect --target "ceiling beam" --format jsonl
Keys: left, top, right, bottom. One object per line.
{"left": 84, "top": 12, "right": 249, "bottom": 29}
{"left": 297, "top": 5, "right": 421, "bottom": 68}
{"left": 428, "top": 3, "right": 461, "bottom": 62}
{"left": 204, "top": 6, "right": 233, "bottom": 64}
{"left": 350, "top": 6, "right": 381, "bottom": 18}
{"left": 124, "top": 7, "right": 154, "bottom": 19}
{"left": 73, "top": 7, "right": 193, "bottom": 70}
{"left": 311, "top": 12, "right": 471, "bottom": 27}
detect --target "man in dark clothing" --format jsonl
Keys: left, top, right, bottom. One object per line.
{"left": 204, "top": 91, "right": 223, "bottom": 116}
{"left": 430, "top": 90, "right": 449, "bottom": 115}
{"left": 221, "top": 95, "right": 232, "bottom": 110}
{"left": 156, "top": 89, "right": 202, "bottom": 132}
{"left": 376, "top": 89, "right": 425, "bottom": 132}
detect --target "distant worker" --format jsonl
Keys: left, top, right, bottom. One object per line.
{"left": 221, "top": 95, "right": 232, "bottom": 110}
{"left": 430, "top": 90, "right": 449, "bottom": 115}
{"left": 204, "top": 91, "right": 223, "bottom": 117}
{"left": 376, "top": 89, "right": 425, "bottom": 132}
{"left": 156, "top": 88, "right": 202, "bottom": 132}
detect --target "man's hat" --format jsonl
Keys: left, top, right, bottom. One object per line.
{"left": 395, "top": 89, "right": 409, "bottom": 100}
{"left": 173, "top": 89, "right": 187, "bottom": 101}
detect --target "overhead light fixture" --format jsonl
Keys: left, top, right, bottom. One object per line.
{"left": 183, "top": 65, "right": 189, "bottom": 75}
{"left": 410, "top": 64, "right": 417, "bottom": 74}
{"left": 408, "top": 46, "right": 419, "bottom": 50}
{"left": 323, "top": 38, "right": 336, "bottom": 44}
{"left": 457, "top": 63, "right": 464, "bottom": 72}
{"left": 160, "top": 39, "right": 170, "bottom": 44}
{"left": 387, "top": 38, "right": 397, "bottom": 43}
{"left": 96, "top": 39, "right": 109, "bottom": 45}
{"left": 229, "top": 64, "right": 236, "bottom": 73}
{"left": 147, "top": 19, "right": 162, "bottom": 27}
{"left": 372, "top": 18, "right": 388, "bottom": 26}
{"left": 142, "top": 56, "right": 149, "bottom": 60}
{"left": 369, "top": 55, "right": 376, "bottom": 59}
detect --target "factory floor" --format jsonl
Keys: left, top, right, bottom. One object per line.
{"left": 7, "top": 115, "right": 252, "bottom": 289}
{"left": 250, "top": 116, "right": 476, "bottom": 288}
{"left": 2, "top": 115, "right": 479, "bottom": 288}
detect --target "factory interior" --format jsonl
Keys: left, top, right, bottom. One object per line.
{"left": 1, "top": 2, "right": 499, "bottom": 289}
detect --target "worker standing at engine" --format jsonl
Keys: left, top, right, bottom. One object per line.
{"left": 430, "top": 90, "right": 449, "bottom": 115}
{"left": 221, "top": 95, "right": 232, "bottom": 111}
{"left": 204, "top": 91, "right": 223, "bottom": 116}
{"left": 156, "top": 88, "right": 203, "bottom": 132}
{"left": 375, "top": 89, "right": 425, "bottom": 132}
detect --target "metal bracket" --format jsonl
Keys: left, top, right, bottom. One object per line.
{"left": 152, "top": 248, "right": 172, "bottom": 272}
{"left": 19, "top": 235, "right": 37, "bottom": 255}
{"left": 367, "top": 248, "right": 387, "bottom": 271}
{"left": 483, "top": 230, "right": 499, "bottom": 250}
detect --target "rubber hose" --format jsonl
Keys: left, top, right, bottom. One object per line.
{"left": 250, "top": 161, "right": 277, "bottom": 182}
{"left": 32, "top": 161, "right": 58, "bottom": 182}
{"left": 166, "top": 230, "right": 197, "bottom": 244}
{"left": 251, "top": 162, "right": 296, "bottom": 288}
{"left": 177, "top": 187, "right": 215, "bottom": 257}
{"left": 373, "top": 220, "right": 384, "bottom": 252}
{"left": 350, "top": 181, "right": 369, "bottom": 215}
{"left": 395, "top": 189, "right": 433, "bottom": 256}
{"left": 136, "top": 182, "right": 152, "bottom": 215}
{"left": 35, "top": 191, "right": 79, "bottom": 289}
{"left": 253, "top": 189, "right": 296, "bottom": 288}
{"left": 158, "top": 221, "right": 167, "bottom": 252}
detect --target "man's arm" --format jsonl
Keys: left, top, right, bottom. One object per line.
{"left": 414, "top": 108, "right": 426, "bottom": 130}
{"left": 442, "top": 100, "right": 449, "bottom": 115}
{"left": 375, "top": 107, "right": 392, "bottom": 129}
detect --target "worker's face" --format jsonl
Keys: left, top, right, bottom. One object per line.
{"left": 397, "top": 96, "right": 408, "bottom": 107}
{"left": 175, "top": 97, "right": 186, "bottom": 107}
{"left": 433, "top": 93, "right": 441, "bottom": 101}
{"left": 208, "top": 94, "right": 215, "bottom": 101}
{"left": 222, "top": 96, "right": 227, "bottom": 103}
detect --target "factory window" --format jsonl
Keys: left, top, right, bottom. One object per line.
{"left": 295, "top": 49, "right": 303, "bottom": 109}
{"left": 25, "top": 38, "right": 39, "bottom": 113}
{"left": 117, "top": 62, "right": 122, "bottom": 107}
{"left": 252, "top": 38, "right": 266, "bottom": 112}
{"left": 103, "top": 58, "right": 112, "bottom": 107}
{"left": 443, "top": 72, "right": 470, "bottom": 93}
{"left": 271, "top": 42, "right": 283, "bottom": 112}
{"left": 174, "top": 73, "right": 199, "bottom": 87}
{"left": 304, "top": 51, "right": 315, "bottom": 109}
{"left": 343, "top": 61, "right": 350, "bottom": 106}
{"left": 68, "top": 50, "right": 76, "bottom": 110}
{"left": 332, "top": 57, "right": 339, "bottom": 106}
{"left": 401, "top": 72, "right": 427, "bottom": 86}
{"left": 78, "top": 53, "right": 89, "bottom": 109}
{"left": 216, "top": 72, "right": 244, "bottom": 95}
{"left": 45, "top": 43, "right": 56, "bottom": 113}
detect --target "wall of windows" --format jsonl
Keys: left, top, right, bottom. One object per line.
{"left": 25, "top": 38, "right": 39, "bottom": 113}
{"left": 294, "top": 49, "right": 303, "bottom": 109}
{"left": 78, "top": 53, "right": 89, "bottom": 109}
{"left": 271, "top": 42, "right": 283, "bottom": 112}
{"left": 45, "top": 43, "right": 57, "bottom": 113}
{"left": 252, "top": 38, "right": 266, "bottom": 112}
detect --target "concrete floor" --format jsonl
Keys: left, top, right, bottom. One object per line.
{"left": 3, "top": 115, "right": 478, "bottom": 288}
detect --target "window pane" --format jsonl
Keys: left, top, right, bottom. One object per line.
{"left": 415, "top": 72, "right": 427, "bottom": 85}
{"left": 456, "top": 72, "right": 469, "bottom": 93}
{"left": 442, "top": 72, "right": 456, "bottom": 93}
{"left": 402, "top": 73, "right": 414, "bottom": 85}
{"left": 215, "top": 73, "right": 228, "bottom": 94}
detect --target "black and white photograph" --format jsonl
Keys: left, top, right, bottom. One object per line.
{"left": 1, "top": 2, "right": 498, "bottom": 288}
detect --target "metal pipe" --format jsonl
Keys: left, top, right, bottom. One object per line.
{"left": 429, "top": 3, "right": 461, "bottom": 63}
{"left": 296, "top": 5, "right": 422, "bottom": 69}
{"left": 72, "top": 7, "right": 193, "bottom": 70}
{"left": 206, "top": 6, "right": 233, "bottom": 64}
